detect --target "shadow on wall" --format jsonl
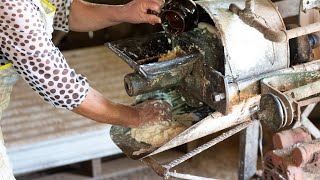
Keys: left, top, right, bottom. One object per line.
{"left": 54, "top": 0, "right": 162, "bottom": 50}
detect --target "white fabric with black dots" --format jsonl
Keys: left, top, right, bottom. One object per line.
{"left": 0, "top": 0, "right": 89, "bottom": 110}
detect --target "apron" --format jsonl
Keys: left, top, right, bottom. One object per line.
{"left": 0, "top": 1, "right": 55, "bottom": 179}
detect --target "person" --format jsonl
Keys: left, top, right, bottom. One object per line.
{"left": 0, "top": 0, "right": 171, "bottom": 179}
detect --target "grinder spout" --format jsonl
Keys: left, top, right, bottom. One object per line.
{"left": 124, "top": 53, "right": 201, "bottom": 96}
{"left": 106, "top": 31, "right": 203, "bottom": 97}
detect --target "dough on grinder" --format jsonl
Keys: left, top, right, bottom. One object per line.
{"left": 158, "top": 46, "right": 186, "bottom": 62}
{"left": 131, "top": 120, "right": 189, "bottom": 147}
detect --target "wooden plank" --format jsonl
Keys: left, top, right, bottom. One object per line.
{"left": 79, "top": 158, "right": 102, "bottom": 177}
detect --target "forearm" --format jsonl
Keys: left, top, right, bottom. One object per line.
{"left": 68, "top": 0, "right": 128, "bottom": 32}
{"left": 72, "top": 87, "right": 139, "bottom": 127}
{"left": 68, "top": 0, "right": 162, "bottom": 32}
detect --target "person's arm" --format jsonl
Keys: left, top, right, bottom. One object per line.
{"left": 1, "top": 0, "right": 171, "bottom": 128}
{"left": 72, "top": 87, "right": 171, "bottom": 128}
{"left": 68, "top": 0, "right": 163, "bottom": 32}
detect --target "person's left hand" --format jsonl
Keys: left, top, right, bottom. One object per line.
{"left": 122, "top": 0, "right": 164, "bottom": 25}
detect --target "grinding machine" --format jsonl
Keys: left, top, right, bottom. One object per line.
{"left": 107, "top": 0, "right": 320, "bottom": 179}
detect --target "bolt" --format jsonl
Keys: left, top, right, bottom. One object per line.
{"left": 212, "top": 93, "right": 225, "bottom": 102}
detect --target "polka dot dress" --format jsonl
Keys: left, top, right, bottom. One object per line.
{"left": 0, "top": 0, "right": 89, "bottom": 110}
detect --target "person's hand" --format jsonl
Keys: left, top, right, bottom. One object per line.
{"left": 131, "top": 100, "right": 172, "bottom": 127}
{"left": 122, "top": 0, "right": 164, "bottom": 25}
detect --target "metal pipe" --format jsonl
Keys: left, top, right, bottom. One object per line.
{"left": 124, "top": 72, "right": 183, "bottom": 96}
{"left": 229, "top": 3, "right": 320, "bottom": 43}
{"left": 287, "top": 23, "right": 320, "bottom": 41}
{"left": 284, "top": 81, "right": 320, "bottom": 101}
{"left": 298, "top": 97, "right": 320, "bottom": 107}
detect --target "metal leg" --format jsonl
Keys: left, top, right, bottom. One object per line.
{"left": 239, "top": 121, "right": 260, "bottom": 180}
{"left": 294, "top": 103, "right": 320, "bottom": 138}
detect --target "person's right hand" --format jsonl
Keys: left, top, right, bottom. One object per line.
{"left": 122, "top": 0, "right": 165, "bottom": 25}
{"left": 131, "top": 100, "right": 172, "bottom": 128}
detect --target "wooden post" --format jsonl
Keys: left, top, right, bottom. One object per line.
{"left": 80, "top": 158, "right": 102, "bottom": 178}
{"left": 239, "top": 121, "right": 260, "bottom": 180}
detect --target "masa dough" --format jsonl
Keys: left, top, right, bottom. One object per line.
{"left": 158, "top": 46, "right": 186, "bottom": 62}
{"left": 131, "top": 120, "right": 189, "bottom": 147}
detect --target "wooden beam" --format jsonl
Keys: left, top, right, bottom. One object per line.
{"left": 80, "top": 158, "right": 102, "bottom": 178}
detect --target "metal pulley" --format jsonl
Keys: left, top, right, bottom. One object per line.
{"left": 259, "top": 71, "right": 320, "bottom": 131}
{"left": 258, "top": 93, "right": 286, "bottom": 131}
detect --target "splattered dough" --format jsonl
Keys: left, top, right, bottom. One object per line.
{"left": 131, "top": 120, "right": 189, "bottom": 147}
{"left": 158, "top": 46, "right": 186, "bottom": 62}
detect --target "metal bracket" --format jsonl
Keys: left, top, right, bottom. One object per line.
{"left": 141, "top": 121, "right": 258, "bottom": 180}
{"left": 293, "top": 103, "right": 320, "bottom": 138}
{"left": 259, "top": 71, "right": 320, "bottom": 130}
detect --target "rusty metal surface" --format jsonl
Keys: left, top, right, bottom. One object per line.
{"left": 258, "top": 93, "right": 285, "bottom": 131}
{"left": 107, "top": 27, "right": 230, "bottom": 113}
{"left": 260, "top": 71, "right": 320, "bottom": 130}
{"left": 109, "top": 0, "right": 290, "bottom": 116}
{"left": 141, "top": 157, "right": 166, "bottom": 177}
{"left": 147, "top": 96, "right": 260, "bottom": 157}
{"left": 110, "top": 126, "right": 153, "bottom": 160}
{"left": 261, "top": 84, "right": 294, "bottom": 127}
{"left": 265, "top": 70, "right": 320, "bottom": 94}
{"left": 196, "top": 0, "right": 289, "bottom": 81}
{"left": 284, "top": 80, "right": 320, "bottom": 100}
{"left": 199, "top": 69, "right": 229, "bottom": 114}
{"left": 225, "top": 59, "right": 320, "bottom": 107}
